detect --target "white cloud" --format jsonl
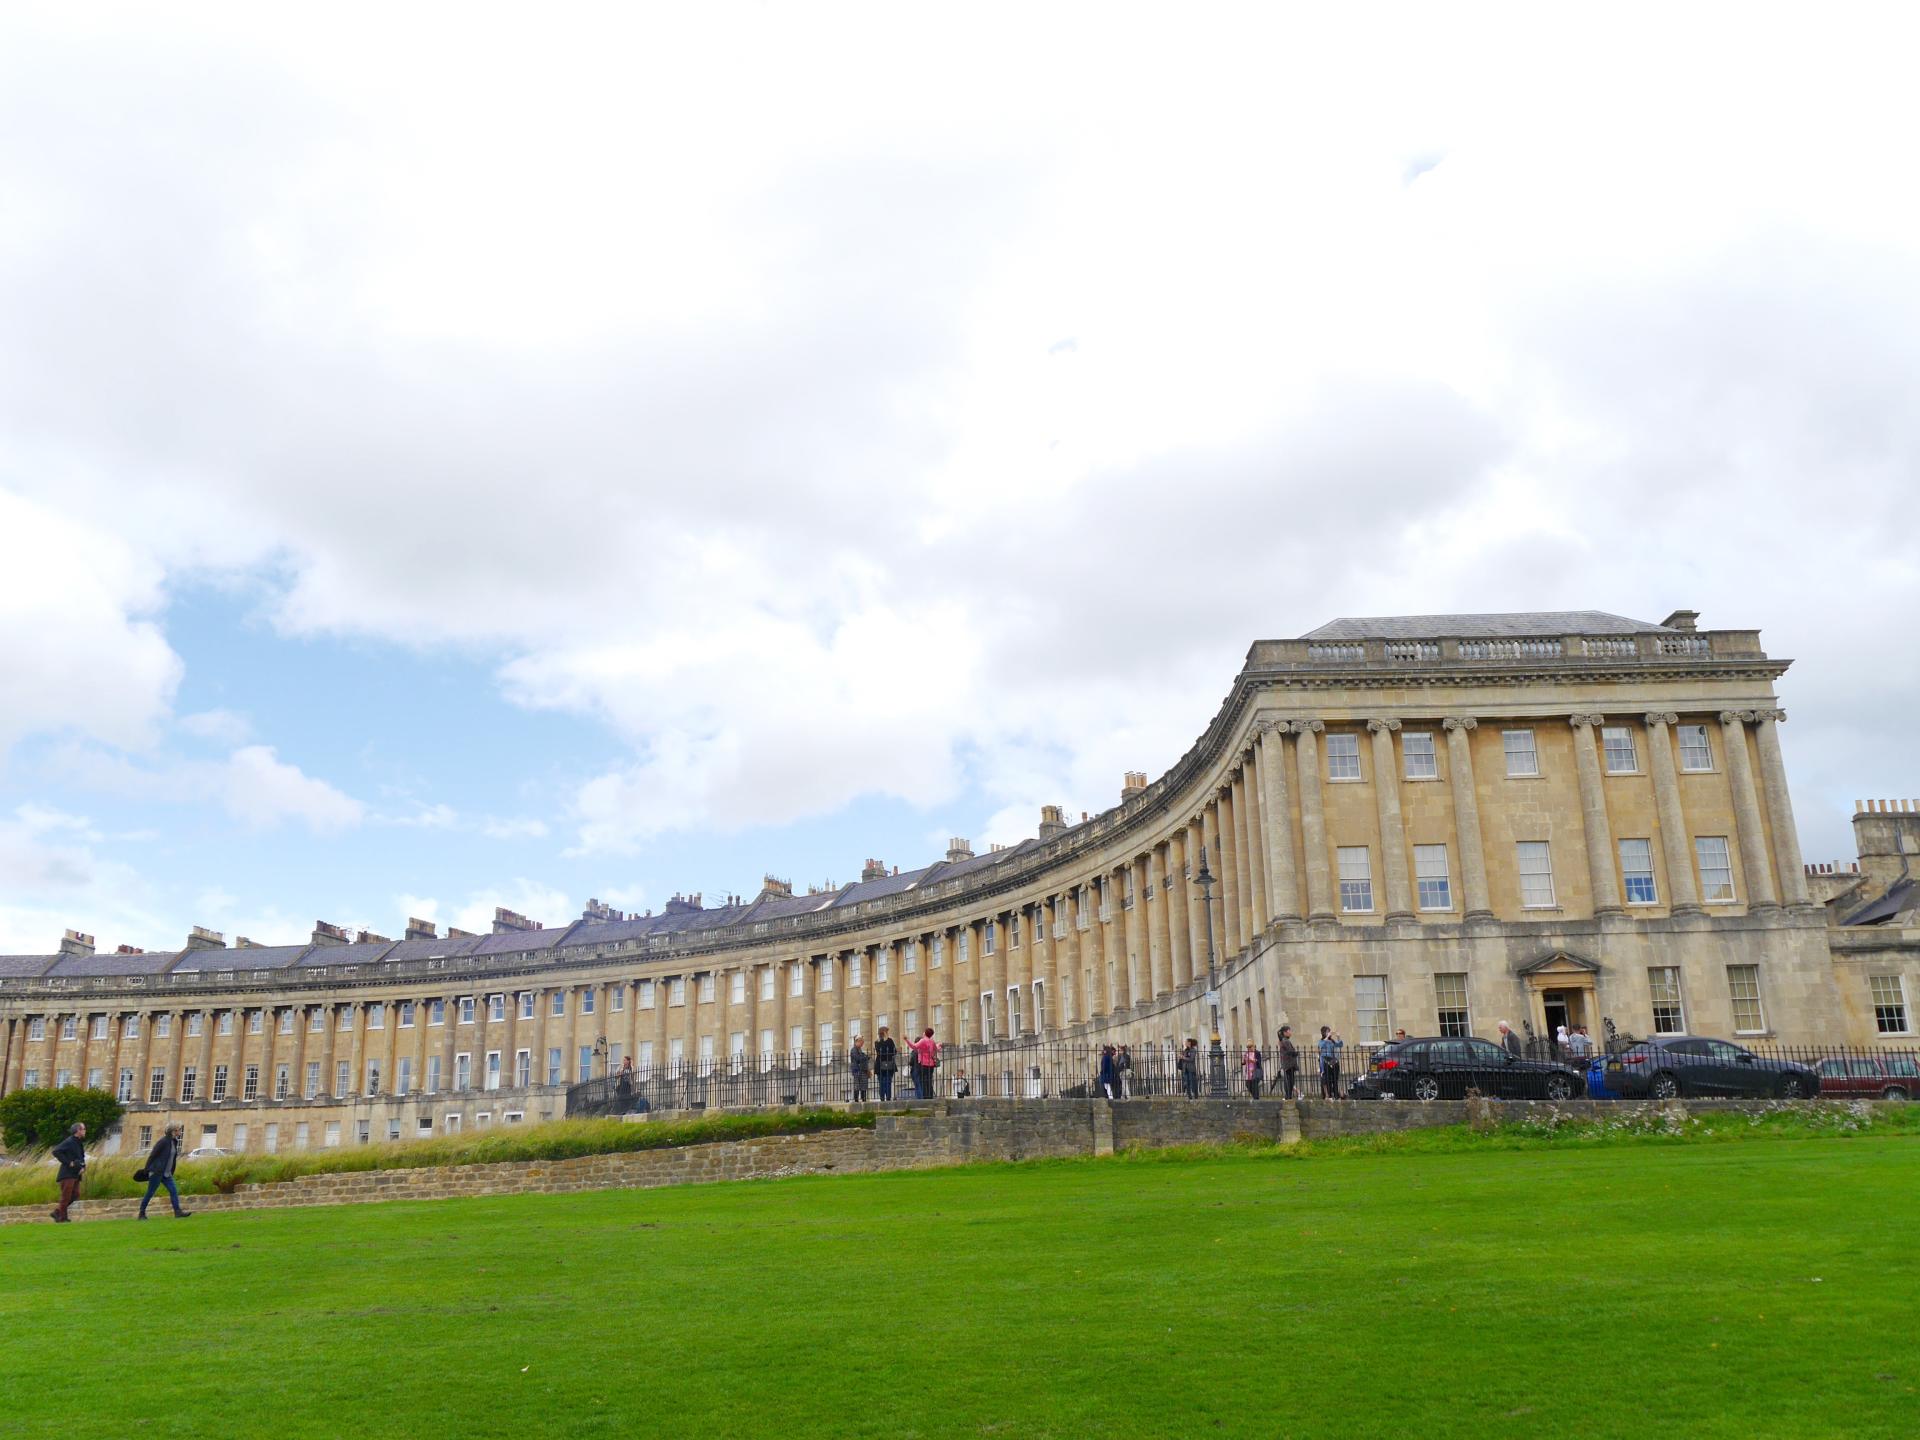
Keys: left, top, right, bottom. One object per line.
{"left": 50, "top": 742, "right": 365, "bottom": 834}
{"left": 0, "top": 4, "right": 1914, "bottom": 876}
{"left": 0, "top": 803, "right": 169, "bottom": 954}
{"left": 479, "top": 816, "right": 549, "bottom": 841}
{"left": 178, "top": 708, "right": 253, "bottom": 745}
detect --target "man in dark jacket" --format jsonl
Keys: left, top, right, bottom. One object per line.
{"left": 1277, "top": 1026, "right": 1300, "bottom": 1100}
{"left": 138, "top": 1123, "right": 191, "bottom": 1219}
{"left": 50, "top": 1121, "right": 88, "bottom": 1222}
{"left": 873, "top": 1028, "right": 898, "bottom": 1102}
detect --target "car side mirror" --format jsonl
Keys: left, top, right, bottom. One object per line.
{"left": 1737, "top": 1054, "right": 1753, "bottom": 1063}
{"left": 1504, "top": 1054, "right": 1516, "bottom": 1063}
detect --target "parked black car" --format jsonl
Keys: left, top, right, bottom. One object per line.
{"left": 1349, "top": 1036, "right": 1587, "bottom": 1101}
{"left": 1604, "top": 1036, "right": 1819, "bottom": 1099}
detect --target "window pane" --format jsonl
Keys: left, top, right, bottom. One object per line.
{"left": 1648, "top": 966, "right": 1684, "bottom": 1033}
{"left": 1434, "top": 973, "right": 1470, "bottom": 1037}
{"left": 1413, "top": 844, "right": 1451, "bottom": 910}
{"left": 1516, "top": 841, "right": 1555, "bottom": 907}
{"left": 1870, "top": 976, "right": 1908, "bottom": 1035}
{"left": 1695, "top": 836, "right": 1735, "bottom": 901}
{"left": 1353, "top": 976, "right": 1388, "bottom": 1044}
{"left": 1336, "top": 846, "right": 1373, "bottom": 912}
{"left": 1403, "top": 732, "right": 1437, "bottom": 779}
{"left": 1678, "top": 724, "right": 1713, "bottom": 771}
{"left": 1601, "top": 726, "right": 1638, "bottom": 773}
{"left": 1503, "top": 729, "right": 1539, "bottom": 777}
{"left": 1726, "top": 964, "right": 1764, "bottom": 1033}
{"left": 1619, "top": 838, "right": 1658, "bottom": 904}
{"left": 1326, "top": 733, "right": 1361, "bottom": 780}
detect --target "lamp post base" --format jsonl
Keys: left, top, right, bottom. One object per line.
{"left": 1207, "top": 1041, "right": 1229, "bottom": 1098}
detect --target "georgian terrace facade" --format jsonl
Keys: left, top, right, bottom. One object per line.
{"left": 0, "top": 609, "right": 1869, "bottom": 1154}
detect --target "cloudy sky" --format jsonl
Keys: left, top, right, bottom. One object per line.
{"left": 1, "top": 4, "right": 1915, "bottom": 955}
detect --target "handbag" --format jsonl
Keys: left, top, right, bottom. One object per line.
{"left": 133, "top": 1168, "right": 149, "bottom": 1182}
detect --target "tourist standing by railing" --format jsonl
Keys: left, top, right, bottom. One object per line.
{"left": 873, "top": 1027, "right": 899, "bottom": 1101}
{"left": 1318, "top": 1026, "right": 1344, "bottom": 1099}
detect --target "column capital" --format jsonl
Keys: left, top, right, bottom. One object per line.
{"left": 1365, "top": 717, "right": 1402, "bottom": 733}
{"left": 1644, "top": 711, "right": 1679, "bottom": 726}
{"left": 1294, "top": 718, "right": 1325, "bottom": 733}
{"left": 1442, "top": 716, "right": 1477, "bottom": 732}
{"left": 1258, "top": 719, "right": 1293, "bottom": 735}
{"left": 1719, "top": 709, "right": 1762, "bottom": 725}
{"left": 1568, "top": 712, "right": 1605, "bottom": 729}
{"left": 1753, "top": 707, "right": 1787, "bottom": 723}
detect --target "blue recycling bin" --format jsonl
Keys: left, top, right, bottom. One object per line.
{"left": 1587, "top": 1056, "right": 1616, "bottom": 1099}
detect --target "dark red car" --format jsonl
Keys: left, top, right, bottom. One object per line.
{"left": 1813, "top": 1053, "right": 1920, "bottom": 1101}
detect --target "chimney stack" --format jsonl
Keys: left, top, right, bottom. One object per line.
{"left": 310, "top": 921, "right": 350, "bottom": 947}
{"left": 492, "top": 907, "right": 538, "bottom": 934}
{"left": 861, "top": 858, "right": 887, "bottom": 882}
{"left": 582, "top": 898, "right": 628, "bottom": 923}
{"left": 1038, "top": 805, "right": 1065, "bottom": 841}
{"left": 1122, "top": 770, "right": 1148, "bottom": 798}
{"left": 186, "top": 926, "right": 226, "bottom": 950}
{"left": 355, "top": 929, "right": 391, "bottom": 945}
{"left": 946, "top": 837, "right": 974, "bottom": 862}
{"left": 1660, "top": 609, "right": 1700, "bottom": 631}
{"left": 114, "top": 944, "right": 145, "bottom": 955}
{"left": 235, "top": 936, "right": 261, "bottom": 949}
{"left": 445, "top": 927, "right": 477, "bottom": 939}
{"left": 663, "top": 893, "right": 704, "bottom": 915}
{"left": 404, "top": 917, "right": 438, "bottom": 941}
{"left": 761, "top": 875, "right": 793, "bottom": 899}
{"left": 58, "top": 929, "right": 95, "bottom": 957}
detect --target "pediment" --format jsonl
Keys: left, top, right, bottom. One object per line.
{"left": 1513, "top": 949, "right": 1602, "bottom": 977}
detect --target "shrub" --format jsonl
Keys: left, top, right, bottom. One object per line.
{"left": 0, "top": 1086, "right": 125, "bottom": 1152}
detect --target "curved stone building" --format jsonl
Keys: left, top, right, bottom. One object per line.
{"left": 0, "top": 609, "right": 1901, "bottom": 1154}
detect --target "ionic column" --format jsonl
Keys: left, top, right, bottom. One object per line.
{"left": 288, "top": 1006, "right": 309, "bottom": 1097}
{"left": 197, "top": 1008, "right": 215, "bottom": 1098}
{"left": 1122, "top": 862, "right": 1146, "bottom": 1006}
{"left": 832, "top": 952, "right": 849, "bottom": 1053}
{"left": 1259, "top": 723, "right": 1300, "bottom": 921}
{"left": 1367, "top": 718, "right": 1415, "bottom": 920}
{"left": 1184, "top": 821, "right": 1207, "bottom": 977}
{"left": 1642, "top": 713, "right": 1701, "bottom": 913}
{"left": 1247, "top": 747, "right": 1274, "bottom": 928}
{"left": 1293, "top": 721, "right": 1335, "bottom": 920}
{"left": 626, "top": 979, "right": 643, "bottom": 1071}
{"left": 260, "top": 1008, "right": 278, "bottom": 1102}
{"left": 802, "top": 961, "right": 819, "bottom": 1060}
{"left": 1752, "top": 709, "right": 1811, "bottom": 905}
{"left": 416, "top": 997, "right": 434, "bottom": 1090}
{"left": 1442, "top": 718, "right": 1492, "bottom": 919}
{"left": 1147, "top": 845, "right": 1172, "bottom": 997}
{"left": 1200, "top": 804, "right": 1230, "bottom": 954}
{"left": 1105, "top": 878, "right": 1132, "bottom": 1011}
{"left": 1167, "top": 830, "right": 1194, "bottom": 988}
{"left": 1231, "top": 767, "right": 1257, "bottom": 937}
{"left": 1569, "top": 714, "right": 1624, "bottom": 915}
{"left": 1720, "top": 710, "right": 1780, "bottom": 909}
{"left": 346, "top": 1001, "right": 366, "bottom": 1096}
{"left": 1228, "top": 780, "right": 1254, "bottom": 945}
{"left": 133, "top": 1010, "right": 156, "bottom": 1104}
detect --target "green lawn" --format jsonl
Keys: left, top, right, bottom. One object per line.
{"left": 3, "top": 1136, "right": 1914, "bottom": 1439}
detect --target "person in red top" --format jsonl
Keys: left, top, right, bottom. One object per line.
{"left": 911, "top": 1029, "right": 940, "bottom": 1099}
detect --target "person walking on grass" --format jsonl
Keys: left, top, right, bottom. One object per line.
{"left": 1177, "top": 1038, "right": 1201, "bottom": 1099}
{"left": 1277, "top": 1026, "right": 1300, "bottom": 1100}
{"left": 1242, "top": 1042, "right": 1264, "bottom": 1099}
{"left": 137, "top": 1123, "right": 191, "bottom": 1220}
{"left": 1318, "top": 1025, "right": 1344, "bottom": 1099}
{"left": 873, "top": 1026, "right": 899, "bottom": 1101}
{"left": 849, "top": 1036, "right": 871, "bottom": 1102}
{"left": 49, "top": 1121, "right": 88, "bottom": 1223}
{"left": 1115, "top": 1044, "right": 1134, "bottom": 1099}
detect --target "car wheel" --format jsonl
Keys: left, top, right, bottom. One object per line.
{"left": 1649, "top": 1072, "right": 1681, "bottom": 1100}
{"left": 1544, "top": 1073, "right": 1575, "bottom": 1101}
{"left": 1412, "top": 1074, "right": 1441, "bottom": 1101}
{"left": 1882, "top": 1086, "right": 1909, "bottom": 1102}
{"left": 1781, "top": 1075, "right": 1814, "bottom": 1100}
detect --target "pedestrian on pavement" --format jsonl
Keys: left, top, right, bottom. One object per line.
{"left": 1567, "top": 1025, "right": 1594, "bottom": 1058}
{"left": 1498, "top": 1021, "right": 1523, "bottom": 1058}
{"left": 137, "top": 1123, "right": 191, "bottom": 1220}
{"left": 1177, "top": 1038, "right": 1201, "bottom": 1099}
{"left": 1242, "top": 1042, "right": 1264, "bottom": 1099}
{"left": 1318, "top": 1025, "right": 1344, "bottom": 1099}
{"left": 1098, "top": 1044, "right": 1118, "bottom": 1100}
{"left": 616, "top": 1055, "right": 635, "bottom": 1109}
{"left": 912, "top": 1028, "right": 940, "bottom": 1099}
{"left": 1116, "top": 1044, "right": 1134, "bottom": 1099}
{"left": 1277, "top": 1026, "right": 1300, "bottom": 1099}
{"left": 849, "top": 1036, "right": 871, "bottom": 1101}
{"left": 873, "top": 1026, "right": 899, "bottom": 1101}
{"left": 50, "top": 1121, "right": 88, "bottom": 1223}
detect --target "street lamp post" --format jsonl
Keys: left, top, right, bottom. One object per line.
{"left": 1194, "top": 845, "right": 1229, "bottom": 1098}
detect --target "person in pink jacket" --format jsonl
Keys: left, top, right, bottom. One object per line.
{"left": 911, "top": 1029, "right": 940, "bottom": 1099}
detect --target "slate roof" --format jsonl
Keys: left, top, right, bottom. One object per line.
{"left": 46, "top": 949, "right": 179, "bottom": 977}
{"left": 831, "top": 865, "right": 937, "bottom": 905}
{"left": 174, "top": 944, "right": 309, "bottom": 973}
{"left": 1302, "top": 611, "right": 1672, "bottom": 641}
{"left": 0, "top": 954, "right": 56, "bottom": 979}
{"left": 1841, "top": 877, "right": 1917, "bottom": 927}
{"left": 378, "top": 935, "right": 485, "bottom": 963}
{"left": 295, "top": 940, "right": 399, "bottom": 967}
{"left": 470, "top": 925, "right": 577, "bottom": 957}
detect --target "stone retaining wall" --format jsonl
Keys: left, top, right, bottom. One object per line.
{"left": 0, "top": 1098, "right": 1820, "bottom": 1225}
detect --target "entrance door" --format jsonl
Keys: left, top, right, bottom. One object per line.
{"left": 1542, "top": 992, "right": 1571, "bottom": 1053}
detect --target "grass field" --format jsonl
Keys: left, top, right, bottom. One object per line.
{"left": 3, "top": 1133, "right": 1914, "bottom": 1439}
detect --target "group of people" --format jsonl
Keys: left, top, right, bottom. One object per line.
{"left": 846, "top": 1027, "right": 945, "bottom": 1101}
{"left": 1095, "top": 1044, "right": 1135, "bottom": 1100}
{"left": 1236, "top": 1025, "right": 1348, "bottom": 1099}
{"left": 44, "top": 1119, "right": 193, "bottom": 1224}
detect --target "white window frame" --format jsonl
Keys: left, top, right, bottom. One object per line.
{"left": 1601, "top": 726, "right": 1639, "bottom": 774}
{"left": 1326, "top": 732, "right": 1362, "bottom": 781}
{"left": 1647, "top": 966, "right": 1686, "bottom": 1034}
{"left": 1353, "top": 975, "right": 1389, "bottom": 1044}
{"left": 1336, "top": 846, "right": 1373, "bottom": 913}
{"left": 729, "top": 971, "right": 747, "bottom": 1004}
{"left": 1434, "top": 972, "right": 1471, "bottom": 1037}
{"left": 1413, "top": 844, "right": 1452, "bottom": 911}
{"left": 670, "top": 977, "right": 688, "bottom": 1007}
{"left": 1677, "top": 723, "right": 1713, "bottom": 772}
{"left": 1869, "top": 975, "right": 1909, "bottom": 1036}
{"left": 697, "top": 973, "right": 715, "bottom": 1003}
{"left": 1726, "top": 964, "right": 1766, "bottom": 1034}
{"left": 1619, "top": 838, "right": 1659, "bottom": 905}
{"left": 1503, "top": 729, "right": 1540, "bottom": 778}
{"left": 1516, "top": 841, "right": 1556, "bottom": 908}
{"left": 1695, "top": 835, "right": 1736, "bottom": 902}
{"left": 1402, "top": 731, "right": 1438, "bottom": 780}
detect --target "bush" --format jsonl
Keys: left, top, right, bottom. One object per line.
{"left": 0, "top": 1086, "right": 125, "bottom": 1152}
